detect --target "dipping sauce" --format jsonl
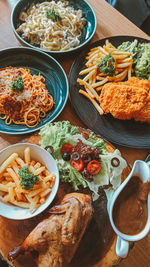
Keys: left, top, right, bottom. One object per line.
{"left": 113, "top": 176, "right": 150, "bottom": 235}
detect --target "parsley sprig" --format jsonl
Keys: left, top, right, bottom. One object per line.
{"left": 11, "top": 76, "right": 24, "bottom": 92}
{"left": 45, "top": 8, "right": 62, "bottom": 22}
{"left": 19, "top": 166, "right": 39, "bottom": 190}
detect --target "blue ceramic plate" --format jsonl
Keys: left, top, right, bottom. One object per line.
{"left": 11, "top": 0, "right": 96, "bottom": 56}
{"left": 0, "top": 47, "right": 68, "bottom": 135}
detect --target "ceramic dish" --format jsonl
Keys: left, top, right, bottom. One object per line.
{"left": 0, "top": 47, "right": 68, "bottom": 134}
{"left": 0, "top": 143, "right": 59, "bottom": 220}
{"left": 69, "top": 35, "right": 150, "bottom": 149}
{"left": 11, "top": 0, "right": 96, "bottom": 56}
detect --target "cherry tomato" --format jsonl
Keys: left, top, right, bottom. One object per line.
{"left": 61, "top": 144, "right": 73, "bottom": 155}
{"left": 87, "top": 160, "right": 101, "bottom": 175}
{"left": 71, "top": 158, "right": 84, "bottom": 172}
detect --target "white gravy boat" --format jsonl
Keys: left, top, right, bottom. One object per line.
{"left": 107, "top": 160, "right": 150, "bottom": 258}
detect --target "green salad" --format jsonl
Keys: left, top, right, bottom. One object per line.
{"left": 39, "top": 121, "right": 127, "bottom": 200}
{"left": 118, "top": 39, "right": 150, "bottom": 80}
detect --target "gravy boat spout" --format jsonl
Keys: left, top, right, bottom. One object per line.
{"left": 107, "top": 160, "right": 150, "bottom": 258}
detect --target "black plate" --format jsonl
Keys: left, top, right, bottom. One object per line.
{"left": 69, "top": 35, "right": 150, "bottom": 149}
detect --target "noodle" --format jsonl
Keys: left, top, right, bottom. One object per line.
{"left": 16, "top": 1, "right": 86, "bottom": 51}
{"left": 0, "top": 67, "right": 54, "bottom": 127}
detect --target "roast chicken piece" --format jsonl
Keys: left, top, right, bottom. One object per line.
{"left": 8, "top": 193, "right": 93, "bottom": 267}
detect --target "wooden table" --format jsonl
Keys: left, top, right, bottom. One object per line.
{"left": 0, "top": 0, "right": 150, "bottom": 266}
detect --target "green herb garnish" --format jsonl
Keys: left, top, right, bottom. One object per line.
{"left": 19, "top": 166, "right": 39, "bottom": 190}
{"left": 11, "top": 76, "right": 24, "bottom": 92}
{"left": 98, "top": 54, "right": 115, "bottom": 76}
{"left": 45, "top": 8, "right": 62, "bottom": 22}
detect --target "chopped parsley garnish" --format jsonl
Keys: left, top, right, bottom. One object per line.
{"left": 19, "top": 166, "right": 39, "bottom": 190}
{"left": 98, "top": 54, "right": 115, "bottom": 76}
{"left": 11, "top": 76, "right": 24, "bottom": 92}
{"left": 45, "top": 8, "right": 62, "bottom": 22}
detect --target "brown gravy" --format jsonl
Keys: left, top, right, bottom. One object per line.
{"left": 113, "top": 176, "right": 150, "bottom": 235}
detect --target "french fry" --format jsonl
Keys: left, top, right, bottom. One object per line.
{"left": 9, "top": 200, "right": 31, "bottom": 209}
{"left": 0, "top": 153, "right": 18, "bottom": 174}
{"left": 16, "top": 157, "right": 25, "bottom": 167}
{"left": 79, "top": 90, "right": 103, "bottom": 115}
{"left": 7, "top": 167, "right": 20, "bottom": 185}
{"left": 79, "top": 66, "right": 96, "bottom": 75}
{"left": 40, "top": 188, "right": 51, "bottom": 198}
{"left": 77, "top": 79, "right": 99, "bottom": 101}
{"left": 34, "top": 166, "right": 45, "bottom": 175}
{"left": 92, "top": 78, "right": 108, "bottom": 88}
{"left": 83, "top": 69, "right": 96, "bottom": 82}
{"left": 34, "top": 162, "right": 41, "bottom": 169}
{"left": 24, "top": 147, "right": 30, "bottom": 163}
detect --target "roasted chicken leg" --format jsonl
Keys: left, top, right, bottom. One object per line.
{"left": 8, "top": 193, "right": 93, "bottom": 267}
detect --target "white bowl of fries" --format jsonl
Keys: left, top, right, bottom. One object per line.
{"left": 0, "top": 143, "right": 59, "bottom": 220}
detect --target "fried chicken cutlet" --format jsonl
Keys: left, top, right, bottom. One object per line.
{"left": 100, "top": 77, "right": 150, "bottom": 122}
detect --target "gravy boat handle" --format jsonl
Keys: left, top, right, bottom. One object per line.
{"left": 116, "top": 236, "right": 129, "bottom": 258}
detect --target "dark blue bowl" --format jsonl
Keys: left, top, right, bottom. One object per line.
{"left": 0, "top": 47, "right": 68, "bottom": 135}
{"left": 11, "top": 0, "right": 97, "bottom": 56}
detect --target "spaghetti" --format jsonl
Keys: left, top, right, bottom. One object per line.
{"left": 0, "top": 67, "right": 54, "bottom": 127}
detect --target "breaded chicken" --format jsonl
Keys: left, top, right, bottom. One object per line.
{"left": 134, "top": 97, "right": 150, "bottom": 123}
{"left": 100, "top": 77, "right": 150, "bottom": 122}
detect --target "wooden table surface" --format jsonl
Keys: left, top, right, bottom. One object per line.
{"left": 0, "top": 0, "right": 150, "bottom": 266}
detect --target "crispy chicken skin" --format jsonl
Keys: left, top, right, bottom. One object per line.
{"left": 100, "top": 77, "right": 150, "bottom": 122}
{"left": 8, "top": 193, "right": 93, "bottom": 267}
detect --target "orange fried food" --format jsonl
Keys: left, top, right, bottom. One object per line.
{"left": 134, "top": 98, "right": 150, "bottom": 123}
{"left": 100, "top": 77, "right": 150, "bottom": 122}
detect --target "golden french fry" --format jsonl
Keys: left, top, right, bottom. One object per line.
{"left": 116, "top": 62, "right": 131, "bottom": 68}
{"left": 79, "top": 66, "right": 96, "bottom": 75}
{"left": 44, "top": 174, "right": 55, "bottom": 183}
{"left": 34, "top": 162, "right": 41, "bottom": 170}
{"left": 16, "top": 157, "right": 25, "bottom": 167}
{"left": 83, "top": 69, "right": 96, "bottom": 82}
{"left": 8, "top": 186, "right": 15, "bottom": 202}
{"left": 79, "top": 90, "right": 103, "bottom": 115}
{"left": 40, "top": 188, "right": 51, "bottom": 198}
{"left": 0, "top": 153, "right": 18, "bottom": 174}
{"left": 77, "top": 79, "right": 99, "bottom": 101}
{"left": 0, "top": 184, "right": 9, "bottom": 192}
{"left": 92, "top": 77, "right": 108, "bottom": 88}
{"left": 15, "top": 187, "right": 22, "bottom": 201}
{"left": 34, "top": 166, "right": 45, "bottom": 175}
{"left": 111, "top": 50, "right": 131, "bottom": 55}
{"left": 24, "top": 147, "right": 30, "bottom": 163}
{"left": 9, "top": 200, "right": 31, "bottom": 209}
{"left": 7, "top": 167, "right": 20, "bottom": 185}
{"left": 28, "top": 188, "right": 44, "bottom": 198}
